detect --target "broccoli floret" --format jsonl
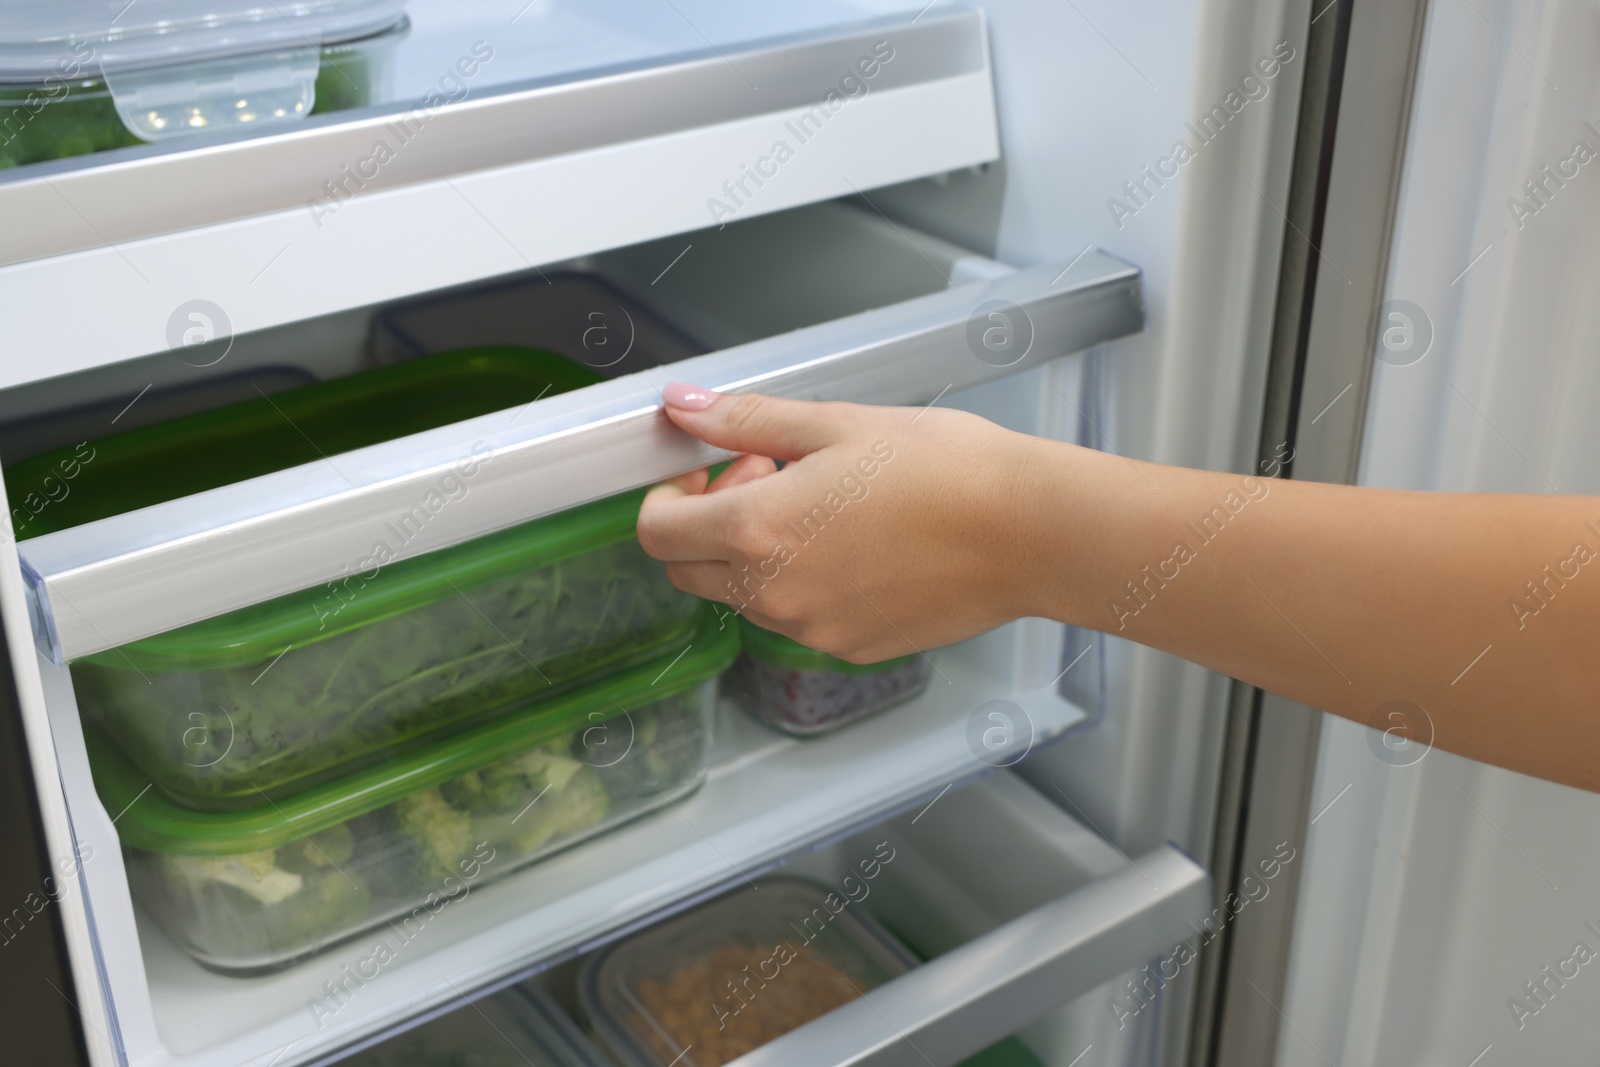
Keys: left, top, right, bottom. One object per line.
{"left": 395, "top": 788, "right": 473, "bottom": 879}
{"left": 157, "top": 848, "right": 373, "bottom": 958}
{"left": 438, "top": 769, "right": 488, "bottom": 812}
{"left": 586, "top": 695, "right": 706, "bottom": 798}
{"left": 164, "top": 850, "right": 303, "bottom": 904}
{"left": 489, "top": 766, "right": 610, "bottom": 856}
{"left": 265, "top": 868, "right": 371, "bottom": 948}
{"left": 302, "top": 823, "right": 355, "bottom": 867}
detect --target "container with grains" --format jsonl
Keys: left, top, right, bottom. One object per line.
{"left": 580, "top": 876, "right": 915, "bottom": 1067}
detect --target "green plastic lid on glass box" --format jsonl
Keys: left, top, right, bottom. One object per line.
{"left": 731, "top": 618, "right": 932, "bottom": 736}
{"left": 736, "top": 618, "right": 918, "bottom": 675}
{"left": 12, "top": 348, "right": 701, "bottom": 810}
{"left": 98, "top": 607, "right": 737, "bottom": 973}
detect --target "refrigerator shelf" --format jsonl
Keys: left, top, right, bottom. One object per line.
{"left": 43, "top": 644, "right": 1196, "bottom": 1066}
{"left": 0, "top": 2, "right": 998, "bottom": 384}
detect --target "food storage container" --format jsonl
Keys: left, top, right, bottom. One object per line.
{"left": 0, "top": 78, "right": 142, "bottom": 168}
{"left": 728, "top": 620, "right": 932, "bottom": 736}
{"left": 0, "top": 1, "right": 406, "bottom": 81}
{"left": 10, "top": 348, "right": 700, "bottom": 809}
{"left": 371, "top": 272, "right": 704, "bottom": 379}
{"left": 97, "top": 607, "right": 736, "bottom": 974}
{"left": 580, "top": 877, "right": 918, "bottom": 1067}
{"left": 341, "top": 985, "right": 611, "bottom": 1066}
{"left": 0, "top": 364, "right": 316, "bottom": 465}
{"left": 0, "top": 19, "right": 404, "bottom": 168}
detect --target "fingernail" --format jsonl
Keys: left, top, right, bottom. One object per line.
{"left": 662, "top": 382, "right": 718, "bottom": 411}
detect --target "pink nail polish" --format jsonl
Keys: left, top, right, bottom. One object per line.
{"left": 662, "top": 382, "right": 718, "bottom": 411}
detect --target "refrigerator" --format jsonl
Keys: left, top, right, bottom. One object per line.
{"left": 1, "top": 0, "right": 1593, "bottom": 1064}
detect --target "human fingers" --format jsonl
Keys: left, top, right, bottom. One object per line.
{"left": 706, "top": 452, "right": 779, "bottom": 494}
{"left": 660, "top": 384, "right": 847, "bottom": 461}
{"left": 637, "top": 487, "right": 742, "bottom": 562}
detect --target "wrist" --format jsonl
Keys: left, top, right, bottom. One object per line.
{"left": 1005, "top": 437, "right": 1123, "bottom": 627}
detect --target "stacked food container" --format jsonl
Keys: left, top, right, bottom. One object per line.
{"left": 9, "top": 347, "right": 736, "bottom": 973}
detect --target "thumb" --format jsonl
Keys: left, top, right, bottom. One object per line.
{"left": 660, "top": 383, "right": 842, "bottom": 461}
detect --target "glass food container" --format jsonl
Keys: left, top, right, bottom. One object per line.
{"left": 97, "top": 607, "right": 736, "bottom": 974}
{"left": 341, "top": 985, "right": 611, "bottom": 1066}
{"left": 580, "top": 877, "right": 918, "bottom": 1067}
{"left": 0, "top": 0, "right": 407, "bottom": 79}
{"left": 728, "top": 620, "right": 933, "bottom": 736}
{"left": 10, "top": 348, "right": 700, "bottom": 809}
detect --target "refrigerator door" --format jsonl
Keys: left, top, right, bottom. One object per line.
{"left": 1232, "top": 1, "right": 1600, "bottom": 1066}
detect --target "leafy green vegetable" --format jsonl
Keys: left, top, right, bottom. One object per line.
{"left": 0, "top": 81, "right": 143, "bottom": 170}
{"left": 74, "top": 538, "right": 696, "bottom": 807}
{"left": 310, "top": 50, "right": 372, "bottom": 115}
{"left": 0, "top": 40, "right": 378, "bottom": 171}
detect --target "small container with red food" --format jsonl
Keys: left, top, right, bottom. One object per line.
{"left": 728, "top": 619, "right": 932, "bottom": 736}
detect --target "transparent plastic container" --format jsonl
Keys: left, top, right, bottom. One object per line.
{"left": 9, "top": 348, "right": 700, "bottom": 810}
{"left": 0, "top": 21, "right": 403, "bottom": 168}
{"left": 342, "top": 986, "right": 611, "bottom": 1066}
{"left": 99, "top": 608, "right": 736, "bottom": 974}
{"left": 371, "top": 272, "right": 705, "bottom": 380}
{"left": 728, "top": 620, "right": 932, "bottom": 736}
{"left": 580, "top": 877, "right": 918, "bottom": 1067}
{"left": 0, "top": 1, "right": 407, "bottom": 81}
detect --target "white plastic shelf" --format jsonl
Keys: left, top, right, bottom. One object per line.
{"left": 44, "top": 618, "right": 1091, "bottom": 1067}
{"left": 0, "top": 3, "right": 997, "bottom": 385}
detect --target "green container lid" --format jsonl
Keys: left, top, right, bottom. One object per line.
{"left": 7, "top": 346, "right": 600, "bottom": 541}
{"left": 736, "top": 618, "right": 916, "bottom": 675}
{"left": 80, "top": 489, "right": 650, "bottom": 674}
{"left": 7, "top": 347, "right": 608, "bottom": 671}
{"left": 92, "top": 605, "right": 738, "bottom": 856}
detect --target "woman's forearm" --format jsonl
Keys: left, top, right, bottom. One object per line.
{"left": 1019, "top": 440, "right": 1600, "bottom": 790}
{"left": 637, "top": 386, "right": 1600, "bottom": 793}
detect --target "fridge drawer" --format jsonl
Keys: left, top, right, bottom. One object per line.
{"left": 17, "top": 204, "right": 1141, "bottom": 665}
{"left": 556, "top": 770, "right": 1208, "bottom": 1067}
{"left": 735, "top": 772, "right": 1209, "bottom": 1067}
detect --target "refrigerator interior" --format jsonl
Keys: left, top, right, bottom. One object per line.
{"left": 14, "top": 200, "right": 1137, "bottom": 1067}
{"left": 0, "top": 0, "right": 1315, "bottom": 1064}
{"left": 336, "top": 771, "right": 1178, "bottom": 1066}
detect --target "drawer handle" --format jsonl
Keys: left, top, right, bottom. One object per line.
{"left": 729, "top": 846, "right": 1207, "bottom": 1067}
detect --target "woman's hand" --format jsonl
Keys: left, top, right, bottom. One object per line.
{"left": 637, "top": 383, "right": 1053, "bottom": 662}
{"left": 638, "top": 384, "right": 1600, "bottom": 792}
